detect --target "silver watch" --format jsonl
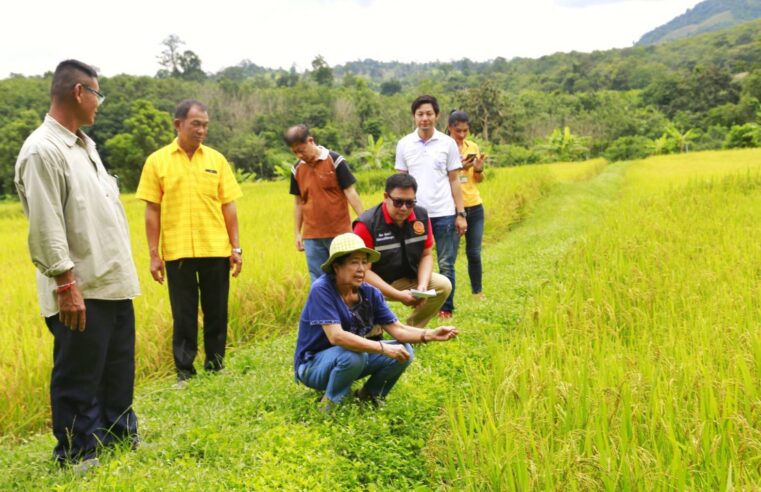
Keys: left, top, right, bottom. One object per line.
{"left": 232, "top": 247, "right": 243, "bottom": 255}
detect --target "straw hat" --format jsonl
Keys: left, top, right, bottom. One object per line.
{"left": 320, "top": 233, "right": 380, "bottom": 273}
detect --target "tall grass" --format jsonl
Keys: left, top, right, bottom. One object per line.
{"left": 435, "top": 149, "right": 761, "bottom": 489}
{"left": 0, "top": 180, "right": 332, "bottom": 436}
{"left": 0, "top": 160, "right": 600, "bottom": 437}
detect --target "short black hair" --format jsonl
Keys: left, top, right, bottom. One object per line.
{"left": 385, "top": 173, "right": 417, "bottom": 194}
{"left": 50, "top": 59, "right": 98, "bottom": 101}
{"left": 448, "top": 110, "right": 469, "bottom": 127}
{"left": 174, "top": 99, "right": 208, "bottom": 119}
{"left": 283, "top": 124, "right": 311, "bottom": 146}
{"left": 411, "top": 95, "right": 439, "bottom": 115}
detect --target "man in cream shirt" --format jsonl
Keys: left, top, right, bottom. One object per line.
{"left": 15, "top": 59, "right": 140, "bottom": 469}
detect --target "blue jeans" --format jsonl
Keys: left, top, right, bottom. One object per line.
{"left": 297, "top": 341, "right": 414, "bottom": 403}
{"left": 430, "top": 215, "right": 459, "bottom": 312}
{"left": 464, "top": 204, "right": 485, "bottom": 294}
{"left": 304, "top": 238, "right": 333, "bottom": 284}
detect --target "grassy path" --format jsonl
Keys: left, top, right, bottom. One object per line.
{"left": 0, "top": 163, "right": 624, "bottom": 490}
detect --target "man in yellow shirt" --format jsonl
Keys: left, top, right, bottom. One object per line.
{"left": 136, "top": 99, "right": 243, "bottom": 383}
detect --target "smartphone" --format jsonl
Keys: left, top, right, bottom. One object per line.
{"left": 464, "top": 153, "right": 477, "bottom": 162}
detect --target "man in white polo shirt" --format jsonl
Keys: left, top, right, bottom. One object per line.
{"left": 395, "top": 95, "right": 466, "bottom": 319}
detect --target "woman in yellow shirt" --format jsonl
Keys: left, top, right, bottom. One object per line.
{"left": 448, "top": 111, "right": 486, "bottom": 300}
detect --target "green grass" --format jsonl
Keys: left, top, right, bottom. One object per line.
{"left": 0, "top": 159, "right": 607, "bottom": 489}
{"left": 6, "top": 149, "right": 759, "bottom": 489}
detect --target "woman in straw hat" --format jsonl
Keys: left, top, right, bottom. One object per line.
{"left": 293, "top": 233, "right": 459, "bottom": 410}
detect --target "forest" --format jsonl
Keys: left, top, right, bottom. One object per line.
{"left": 1, "top": 19, "right": 760, "bottom": 195}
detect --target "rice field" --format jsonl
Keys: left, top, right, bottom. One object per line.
{"left": 436, "top": 148, "right": 761, "bottom": 490}
{"left": 0, "top": 160, "right": 602, "bottom": 437}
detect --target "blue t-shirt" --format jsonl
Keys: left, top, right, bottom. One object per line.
{"left": 293, "top": 274, "right": 398, "bottom": 374}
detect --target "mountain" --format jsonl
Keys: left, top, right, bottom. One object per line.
{"left": 637, "top": 0, "right": 761, "bottom": 46}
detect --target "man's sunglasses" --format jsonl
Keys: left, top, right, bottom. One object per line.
{"left": 389, "top": 196, "right": 416, "bottom": 209}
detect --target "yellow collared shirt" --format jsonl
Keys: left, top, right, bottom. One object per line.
{"left": 458, "top": 139, "right": 484, "bottom": 208}
{"left": 136, "top": 139, "right": 243, "bottom": 261}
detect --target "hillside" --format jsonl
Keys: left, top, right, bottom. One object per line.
{"left": 1, "top": 18, "right": 760, "bottom": 197}
{"left": 637, "top": 0, "right": 761, "bottom": 45}
{"left": 329, "top": 18, "right": 761, "bottom": 94}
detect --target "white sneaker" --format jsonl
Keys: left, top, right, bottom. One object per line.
{"left": 71, "top": 457, "right": 100, "bottom": 475}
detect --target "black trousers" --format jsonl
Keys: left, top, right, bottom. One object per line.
{"left": 45, "top": 299, "right": 138, "bottom": 464}
{"left": 165, "top": 257, "right": 230, "bottom": 379}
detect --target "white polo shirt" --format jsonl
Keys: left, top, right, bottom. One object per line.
{"left": 395, "top": 129, "right": 462, "bottom": 218}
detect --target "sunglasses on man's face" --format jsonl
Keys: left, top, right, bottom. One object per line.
{"left": 388, "top": 196, "right": 416, "bottom": 209}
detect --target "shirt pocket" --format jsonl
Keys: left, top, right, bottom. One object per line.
{"left": 101, "top": 173, "right": 120, "bottom": 197}
{"left": 198, "top": 170, "right": 220, "bottom": 198}
{"left": 434, "top": 150, "right": 450, "bottom": 175}
{"left": 317, "top": 170, "right": 338, "bottom": 191}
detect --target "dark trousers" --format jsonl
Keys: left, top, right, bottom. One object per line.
{"left": 165, "top": 257, "right": 230, "bottom": 379}
{"left": 45, "top": 299, "right": 138, "bottom": 464}
{"left": 464, "top": 204, "right": 485, "bottom": 294}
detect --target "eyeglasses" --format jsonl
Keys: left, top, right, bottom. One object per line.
{"left": 388, "top": 196, "right": 416, "bottom": 209}
{"left": 82, "top": 85, "right": 105, "bottom": 106}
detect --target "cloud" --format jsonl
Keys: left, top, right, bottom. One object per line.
{"left": 0, "top": 0, "right": 702, "bottom": 77}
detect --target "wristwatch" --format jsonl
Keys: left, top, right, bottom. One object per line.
{"left": 232, "top": 247, "right": 243, "bottom": 255}
{"left": 456, "top": 211, "right": 467, "bottom": 218}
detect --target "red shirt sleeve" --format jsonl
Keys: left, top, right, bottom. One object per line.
{"left": 353, "top": 222, "right": 374, "bottom": 248}
{"left": 424, "top": 218, "right": 434, "bottom": 249}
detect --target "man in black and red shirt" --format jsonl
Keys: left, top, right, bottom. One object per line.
{"left": 353, "top": 174, "right": 452, "bottom": 329}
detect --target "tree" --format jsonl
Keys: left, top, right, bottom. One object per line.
{"left": 536, "top": 127, "right": 589, "bottom": 162}
{"left": 723, "top": 123, "right": 760, "bottom": 149}
{"left": 742, "top": 69, "right": 761, "bottom": 101}
{"left": 157, "top": 34, "right": 184, "bottom": 77}
{"left": 0, "top": 110, "right": 41, "bottom": 196}
{"left": 603, "top": 135, "right": 651, "bottom": 161}
{"left": 688, "top": 64, "right": 739, "bottom": 114}
{"left": 354, "top": 135, "right": 392, "bottom": 170}
{"left": 156, "top": 35, "right": 206, "bottom": 80}
{"left": 224, "top": 132, "right": 270, "bottom": 177}
{"left": 664, "top": 124, "right": 699, "bottom": 153}
{"left": 276, "top": 65, "right": 300, "bottom": 87}
{"left": 647, "top": 133, "right": 675, "bottom": 155}
{"left": 104, "top": 99, "right": 174, "bottom": 189}
{"left": 458, "top": 79, "right": 505, "bottom": 142}
{"left": 311, "top": 55, "right": 334, "bottom": 87}
{"left": 178, "top": 50, "right": 206, "bottom": 81}
{"left": 380, "top": 80, "right": 402, "bottom": 96}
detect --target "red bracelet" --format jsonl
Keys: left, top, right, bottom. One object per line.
{"left": 56, "top": 280, "right": 76, "bottom": 293}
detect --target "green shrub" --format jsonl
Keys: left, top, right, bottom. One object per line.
{"left": 693, "top": 125, "right": 729, "bottom": 151}
{"left": 490, "top": 144, "right": 541, "bottom": 166}
{"left": 353, "top": 168, "right": 394, "bottom": 194}
{"left": 603, "top": 135, "right": 652, "bottom": 161}
{"left": 723, "top": 123, "right": 761, "bottom": 149}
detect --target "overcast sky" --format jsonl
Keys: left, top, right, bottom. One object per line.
{"left": 2, "top": 0, "right": 702, "bottom": 78}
